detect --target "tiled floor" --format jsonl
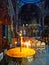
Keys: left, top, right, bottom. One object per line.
{"left": 28, "top": 45, "right": 49, "bottom": 65}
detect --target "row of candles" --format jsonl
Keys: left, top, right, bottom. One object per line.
{"left": 14, "top": 33, "right": 45, "bottom": 52}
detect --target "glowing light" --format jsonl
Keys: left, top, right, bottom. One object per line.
{"left": 19, "top": 33, "right": 22, "bottom": 37}
{"left": 24, "top": 40, "right": 31, "bottom": 47}
{"left": 15, "top": 41, "right": 17, "bottom": 45}
{"left": 6, "top": 47, "right": 36, "bottom": 58}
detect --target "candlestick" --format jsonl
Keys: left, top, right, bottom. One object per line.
{"left": 19, "top": 33, "right": 22, "bottom": 52}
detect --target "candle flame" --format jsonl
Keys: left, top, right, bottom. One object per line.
{"left": 24, "top": 40, "right": 31, "bottom": 47}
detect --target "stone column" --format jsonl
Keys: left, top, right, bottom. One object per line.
{"left": 0, "top": 21, "right": 2, "bottom": 52}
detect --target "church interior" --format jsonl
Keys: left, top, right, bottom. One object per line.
{"left": 0, "top": 0, "right": 49, "bottom": 65}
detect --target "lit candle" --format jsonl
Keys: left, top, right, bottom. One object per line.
{"left": 19, "top": 33, "right": 22, "bottom": 52}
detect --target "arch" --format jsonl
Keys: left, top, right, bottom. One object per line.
{"left": 18, "top": 0, "right": 44, "bottom": 8}
{"left": 18, "top": 0, "right": 44, "bottom": 15}
{"left": 18, "top": 3, "right": 41, "bottom": 25}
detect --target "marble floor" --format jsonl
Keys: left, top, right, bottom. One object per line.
{"left": 28, "top": 45, "right": 49, "bottom": 65}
